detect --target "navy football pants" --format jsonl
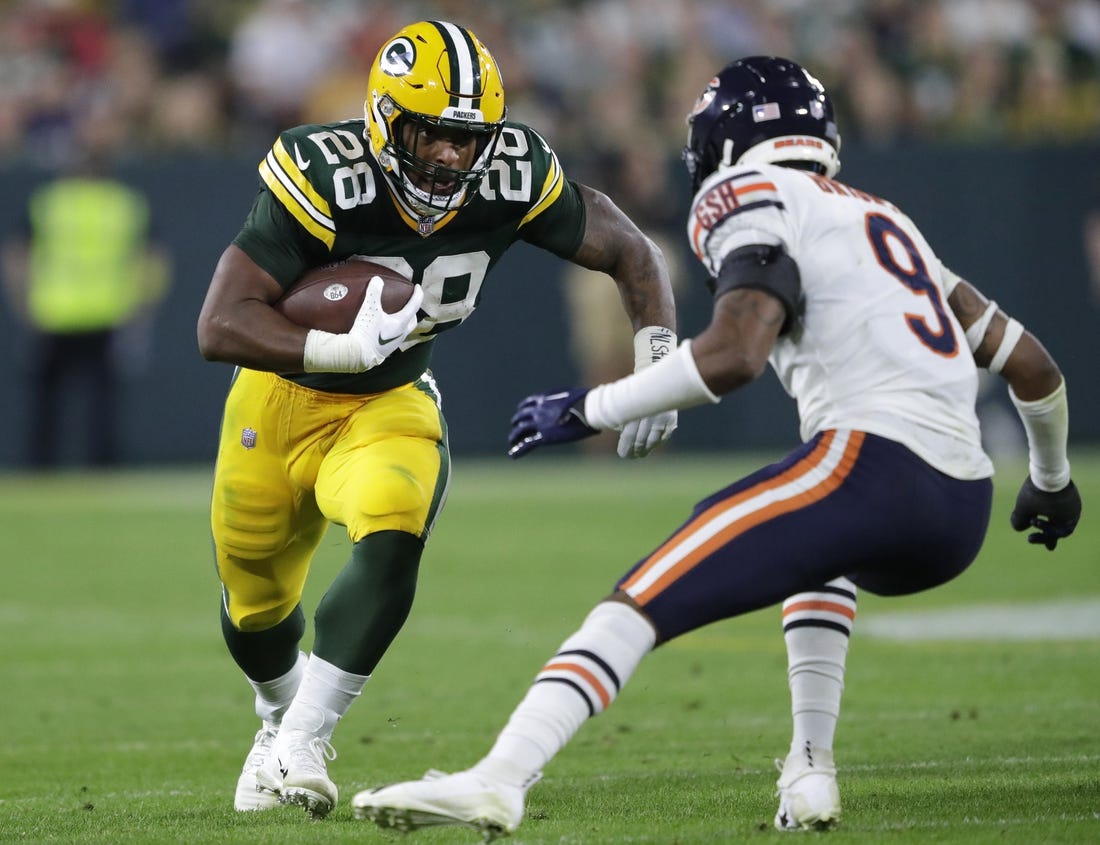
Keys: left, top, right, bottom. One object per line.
{"left": 616, "top": 430, "right": 993, "bottom": 643}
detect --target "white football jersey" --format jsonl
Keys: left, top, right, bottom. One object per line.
{"left": 687, "top": 162, "right": 993, "bottom": 480}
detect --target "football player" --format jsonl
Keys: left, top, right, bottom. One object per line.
{"left": 196, "top": 20, "right": 677, "bottom": 818}
{"left": 350, "top": 56, "right": 1082, "bottom": 837}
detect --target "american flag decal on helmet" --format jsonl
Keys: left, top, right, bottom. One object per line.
{"left": 241, "top": 427, "right": 257, "bottom": 449}
{"left": 753, "top": 102, "right": 781, "bottom": 122}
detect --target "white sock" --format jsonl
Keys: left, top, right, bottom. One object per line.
{"left": 248, "top": 651, "right": 307, "bottom": 726}
{"left": 279, "top": 654, "right": 370, "bottom": 740}
{"left": 782, "top": 578, "right": 856, "bottom": 755}
{"left": 473, "top": 601, "right": 656, "bottom": 788}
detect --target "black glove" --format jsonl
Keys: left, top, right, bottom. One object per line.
{"left": 1009, "top": 477, "right": 1081, "bottom": 551}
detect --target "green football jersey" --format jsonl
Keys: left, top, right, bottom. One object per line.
{"left": 232, "top": 118, "right": 587, "bottom": 394}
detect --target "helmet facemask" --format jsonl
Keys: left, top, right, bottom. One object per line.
{"left": 371, "top": 94, "right": 503, "bottom": 216}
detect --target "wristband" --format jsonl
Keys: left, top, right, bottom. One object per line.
{"left": 585, "top": 340, "right": 719, "bottom": 430}
{"left": 303, "top": 329, "right": 364, "bottom": 373}
{"left": 1010, "top": 378, "right": 1071, "bottom": 492}
{"left": 634, "top": 326, "right": 676, "bottom": 370}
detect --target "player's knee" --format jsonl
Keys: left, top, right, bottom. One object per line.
{"left": 367, "top": 463, "right": 430, "bottom": 515}
{"left": 345, "top": 464, "right": 430, "bottom": 540}
{"left": 228, "top": 597, "right": 301, "bottom": 633}
{"left": 234, "top": 598, "right": 299, "bottom": 629}
{"left": 214, "top": 479, "right": 294, "bottom": 559}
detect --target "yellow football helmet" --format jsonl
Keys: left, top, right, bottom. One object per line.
{"left": 366, "top": 20, "right": 507, "bottom": 216}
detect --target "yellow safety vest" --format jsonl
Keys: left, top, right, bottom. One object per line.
{"left": 27, "top": 177, "right": 150, "bottom": 332}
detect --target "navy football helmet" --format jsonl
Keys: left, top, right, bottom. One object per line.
{"left": 683, "top": 56, "right": 841, "bottom": 192}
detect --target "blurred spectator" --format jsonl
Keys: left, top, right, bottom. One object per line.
{"left": 1006, "top": 37, "right": 1100, "bottom": 141}
{"left": 942, "top": 42, "right": 1012, "bottom": 141}
{"left": 0, "top": 1, "right": 1095, "bottom": 160}
{"left": 828, "top": 22, "right": 909, "bottom": 145}
{"left": 560, "top": 130, "right": 687, "bottom": 454}
{"left": 147, "top": 71, "right": 230, "bottom": 151}
{"left": 1, "top": 118, "right": 170, "bottom": 468}
{"left": 226, "top": 0, "right": 350, "bottom": 142}
{"left": 300, "top": 4, "right": 406, "bottom": 126}
{"left": 1086, "top": 201, "right": 1100, "bottom": 307}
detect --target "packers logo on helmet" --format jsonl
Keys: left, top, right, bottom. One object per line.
{"left": 366, "top": 20, "right": 507, "bottom": 218}
{"left": 379, "top": 38, "right": 416, "bottom": 77}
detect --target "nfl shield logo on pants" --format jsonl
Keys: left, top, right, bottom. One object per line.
{"left": 241, "top": 427, "right": 257, "bottom": 449}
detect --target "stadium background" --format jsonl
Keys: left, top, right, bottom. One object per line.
{"left": 0, "top": 0, "right": 1097, "bottom": 466}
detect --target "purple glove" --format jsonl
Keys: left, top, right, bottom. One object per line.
{"left": 508, "top": 388, "right": 597, "bottom": 459}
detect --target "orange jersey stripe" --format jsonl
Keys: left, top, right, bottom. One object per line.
{"left": 734, "top": 180, "right": 778, "bottom": 197}
{"left": 541, "top": 661, "right": 611, "bottom": 709}
{"left": 623, "top": 431, "right": 864, "bottom": 606}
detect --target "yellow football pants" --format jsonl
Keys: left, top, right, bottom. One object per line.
{"left": 211, "top": 369, "right": 450, "bottom": 631}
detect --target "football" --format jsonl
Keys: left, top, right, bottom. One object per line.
{"left": 274, "top": 259, "right": 417, "bottom": 334}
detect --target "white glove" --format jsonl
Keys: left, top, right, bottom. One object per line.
{"left": 617, "top": 326, "right": 678, "bottom": 459}
{"left": 303, "top": 277, "right": 424, "bottom": 373}
{"left": 350, "top": 276, "right": 424, "bottom": 367}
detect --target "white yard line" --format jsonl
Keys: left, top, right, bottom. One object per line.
{"left": 862, "top": 598, "right": 1100, "bottom": 641}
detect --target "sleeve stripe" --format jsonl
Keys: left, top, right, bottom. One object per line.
{"left": 690, "top": 199, "right": 785, "bottom": 261}
{"left": 271, "top": 139, "right": 333, "bottom": 219}
{"left": 259, "top": 140, "right": 336, "bottom": 248}
{"left": 518, "top": 151, "right": 565, "bottom": 229}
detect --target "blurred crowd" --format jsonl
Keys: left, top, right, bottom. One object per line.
{"left": 1, "top": 0, "right": 1098, "bottom": 171}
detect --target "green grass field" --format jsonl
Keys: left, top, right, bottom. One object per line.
{"left": 1, "top": 450, "right": 1097, "bottom": 844}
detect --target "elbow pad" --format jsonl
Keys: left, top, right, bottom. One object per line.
{"left": 713, "top": 244, "right": 804, "bottom": 335}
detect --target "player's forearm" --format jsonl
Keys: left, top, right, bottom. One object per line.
{"left": 584, "top": 341, "right": 719, "bottom": 429}
{"left": 197, "top": 302, "right": 311, "bottom": 372}
{"left": 612, "top": 238, "right": 677, "bottom": 333}
{"left": 1010, "top": 378, "right": 1071, "bottom": 492}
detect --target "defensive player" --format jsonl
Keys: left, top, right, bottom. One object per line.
{"left": 350, "top": 56, "right": 1082, "bottom": 837}
{"left": 196, "top": 20, "right": 677, "bottom": 818}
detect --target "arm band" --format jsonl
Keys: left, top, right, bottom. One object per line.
{"left": 964, "top": 300, "right": 998, "bottom": 353}
{"left": 987, "top": 317, "right": 1024, "bottom": 374}
{"left": 1010, "top": 378, "right": 1071, "bottom": 491}
{"left": 584, "top": 340, "right": 719, "bottom": 430}
{"left": 634, "top": 325, "right": 676, "bottom": 370}
{"left": 713, "top": 244, "right": 803, "bottom": 335}
{"left": 302, "top": 329, "right": 363, "bottom": 373}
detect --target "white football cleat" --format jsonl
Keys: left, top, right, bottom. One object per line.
{"left": 352, "top": 769, "right": 526, "bottom": 841}
{"left": 234, "top": 723, "right": 280, "bottom": 811}
{"left": 256, "top": 729, "right": 338, "bottom": 819}
{"left": 774, "top": 745, "right": 841, "bottom": 831}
